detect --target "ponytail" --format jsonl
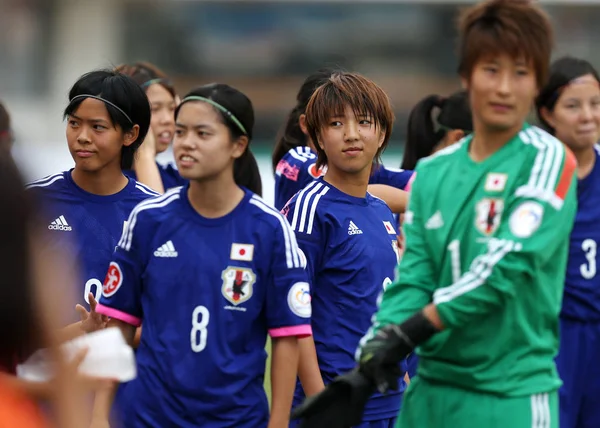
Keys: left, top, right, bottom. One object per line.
{"left": 401, "top": 95, "right": 445, "bottom": 170}
{"left": 235, "top": 149, "right": 263, "bottom": 196}
{"left": 271, "top": 67, "right": 340, "bottom": 172}
{"left": 272, "top": 105, "right": 306, "bottom": 171}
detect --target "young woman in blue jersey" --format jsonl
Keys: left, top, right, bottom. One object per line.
{"left": 118, "top": 62, "right": 263, "bottom": 196}
{"left": 93, "top": 83, "right": 310, "bottom": 427}
{"left": 272, "top": 68, "right": 414, "bottom": 210}
{"left": 115, "top": 62, "right": 185, "bottom": 193}
{"left": 283, "top": 71, "right": 404, "bottom": 428}
{"left": 536, "top": 56, "right": 600, "bottom": 428}
{"left": 27, "top": 69, "right": 158, "bottom": 320}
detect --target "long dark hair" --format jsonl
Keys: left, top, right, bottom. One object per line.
{"left": 401, "top": 90, "right": 472, "bottom": 170}
{"left": 271, "top": 68, "right": 338, "bottom": 171}
{"left": 0, "top": 155, "right": 40, "bottom": 366}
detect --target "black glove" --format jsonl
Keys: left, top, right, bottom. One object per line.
{"left": 359, "top": 311, "right": 439, "bottom": 393}
{"left": 290, "top": 370, "right": 376, "bottom": 428}
{"left": 291, "top": 312, "right": 439, "bottom": 426}
{"left": 358, "top": 324, "right": 414, "bottom": 394}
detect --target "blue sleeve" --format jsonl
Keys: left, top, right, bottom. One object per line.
{"left": 284, "top": 200, "right": 325, "bottom": 294}
{"left": 369, "top": 165, "right": 414, "bottom": 190}
{"left": 96, "top": 210, "right": 148, "bottom": 326}
{"left": 265, "top": 215, "right": 312, "bottom": 337}
{"left": 275, "top": 151, "right": 319, "bottom": 210}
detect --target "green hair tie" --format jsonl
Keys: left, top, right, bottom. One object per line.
{"left": 141, "top": 78, "right": 172, "bottom": 88}
{"left": 180, "top": 96, "right": 247, "bottom": 135}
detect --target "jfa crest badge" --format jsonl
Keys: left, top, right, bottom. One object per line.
{"left": 475, "top": 198, "right": 504, "bottom": 235}
{"left": 221, "top": 267, "right": 256, "bottom": 306}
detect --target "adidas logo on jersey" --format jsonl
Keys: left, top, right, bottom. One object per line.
{"left": 154, "top": 240, "right": 178, "bottom": 257}
{"left": 348, "top": 221, "right": 363, "bottom": 235}
{"left": 48, "top": 215, "right": 72, "bottom": 231}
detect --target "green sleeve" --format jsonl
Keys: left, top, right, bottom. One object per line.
{"left": 435, "top": 150, "right": 578, "bottom": 329}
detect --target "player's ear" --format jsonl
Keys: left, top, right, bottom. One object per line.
{"left": 299, "top": 114, "right": 309, "bottom": 136}
{"left": 232, "top": 135, "right": 249, "bottom": 159}
{"left": 539, "top": 107, "right": 556, "bottom": 130}
{"left": 122, "top": 125, "right": 140, "bottom": 147}
{"left": 377, "top": 128, "right": 386, "bottom": 148}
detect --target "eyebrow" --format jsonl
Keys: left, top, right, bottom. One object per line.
{"left": 175, "top": 123, "right": 213, "bottom": 130}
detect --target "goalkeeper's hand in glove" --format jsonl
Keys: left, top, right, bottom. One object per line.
{"left": 290, "top": 311, "right": 439, "bottom": 426}
{"left": 290, "top": 369, "right": 375, "bottom": 428}
{"left": 359, "top": 311, "right": 439, "bottom": 393}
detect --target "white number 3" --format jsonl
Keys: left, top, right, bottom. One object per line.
{"left": 580, "top": 239, "right": 597, "bottom": 280}
{"left": 190, "top": 305, "right": 210, "bottom": 352}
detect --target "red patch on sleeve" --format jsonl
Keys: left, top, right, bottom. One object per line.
{"left": 555, "top": 147, "right": 577, "bottom": 200}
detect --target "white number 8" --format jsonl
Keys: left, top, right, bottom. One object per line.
{"left": 190, "top": 305, "right": 210, "bottom": 353}
{"left": 581, "top": 239, "right": 597, "bottom": 280}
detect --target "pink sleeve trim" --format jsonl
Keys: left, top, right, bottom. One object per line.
{"left": 404, "top": 172, "right": 416, "bottom": 192}
{"left": 269, "top": 324, "right": 312, "bottom": 338}
{"left": 96, "top": 304, "right": 142, "bottom": 327}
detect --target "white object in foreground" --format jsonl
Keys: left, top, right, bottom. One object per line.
{"left": 16, "top": 327, "right": 137, "bottom": 383}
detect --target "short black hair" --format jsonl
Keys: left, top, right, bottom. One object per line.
{"left": 63, "top": 69, "right": 151, "bottom": 170}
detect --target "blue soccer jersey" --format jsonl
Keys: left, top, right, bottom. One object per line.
{"left": 274, "top": 146, "right": 414, "bottom": 210}
{"left": 562, "top": 146, "right": 600, "bottom": 320}
{"left": 26, "top": 170, "right": 158, "bottom": 318}
{"left": 555, "top": 146, "right": 600, "bottom": 428}
{"left": 283, "top": 178, "right": 405, "bottom": 421}
{"left": 124, "top": 161, "right": 188, "bottom": 191}
{"left": 97, "top": 186, "right": 312, "bottom": 427}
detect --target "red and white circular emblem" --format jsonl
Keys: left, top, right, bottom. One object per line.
{"left": 102, "top": 261, "right": 123, "bottom": 297}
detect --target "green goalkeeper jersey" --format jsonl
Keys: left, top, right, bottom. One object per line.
{"left": 365, "top": 124, "right": 577, "bottom": 396}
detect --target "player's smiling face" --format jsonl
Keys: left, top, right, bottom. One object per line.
{"left": 465, "top": 52, "right": 537, "bottom": 133}
{"left": 317, "top": 104, "right": 384, "bottom": 175}
{"left": 541, "top": 74, "right": 600, "bottom": 153}
{"left": 66, "top": 98, "right": 135, "bottom": 173}
{"left": 173, "top": 101, "right": 247, "bottom": 181}
{"left": 147, "top": 84, "right": 176, "bottom": 154}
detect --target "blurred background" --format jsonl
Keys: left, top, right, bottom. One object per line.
{"left": 1, "top": 0, "right": 597, "bottom": 204}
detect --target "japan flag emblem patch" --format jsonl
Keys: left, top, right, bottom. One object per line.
{"left": 475, "top": 198, "right": 504, "bottom": 235}
{"left": 221, "top": 267, "right": 256, "bottom": 306}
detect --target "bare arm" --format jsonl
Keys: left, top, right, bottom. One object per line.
{"left": 133, "top": 131, "right": 165, "bottom": 193}
{"left": 133, "top": 326, "right": 142, "bottom": 349}
{"left": 90, "top": 319, "right": 136, "bottom": 424}
{"left": 367, "top": 185, "right": 409, "bottom": 214}
{"left": 297, "top": 336, "right": 324, "bottom": 397}
{"left": 268, "top": 336, "right": 300, "bottom": 428}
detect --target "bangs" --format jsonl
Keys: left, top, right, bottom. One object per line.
{"left": 303, "top": 71, "right": 395, "bottom": 169}
{"left": 306, "top": 73, "right": 391, "bottom": 133}
{"left": 464, "top": 25, "right": 530, "bottom": 67}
